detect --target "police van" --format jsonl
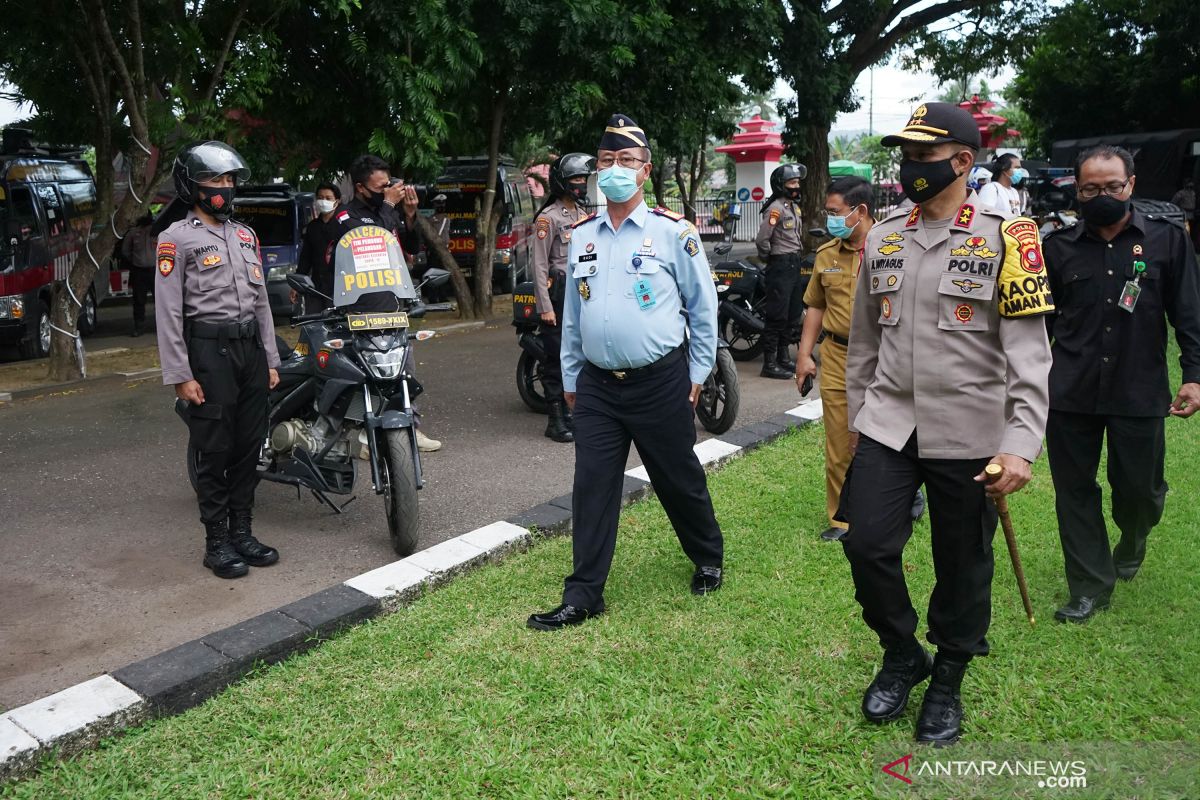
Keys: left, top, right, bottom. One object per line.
{"left": 0, "top": 128, "right": 108, "bottom": 359}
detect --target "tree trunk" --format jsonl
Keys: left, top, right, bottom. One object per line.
{"left": 800, "top": 123, "right": 832, "bottom": 251}
{"left": 413, "top": 215, "right": 475, "bottom": 319}
{"left": 472, "top": 95, "right": 505, "bottom": 320}
{"left": 649, "top": 162, "right": 668, "bottom": 208}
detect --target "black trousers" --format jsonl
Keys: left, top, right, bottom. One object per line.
{"left": 130, "top": 267, "right": 153, "bottom": 327}
{"left": 762, "top": 257, "right": 807, "bottom": 341}
{"left": 1045, "top": 410, "right": 1167, "bottom": 597}
{"left": 539, "top": 269, "right": 566, "bottom": 402}
{"left": 185, "top": 334, "right": 269, "bottom": 525}
{"left": 563, "top": 355, "right": 723, "bottom": 609}
{"left": 841, "top": 434, "right": 998, "bottom": 658}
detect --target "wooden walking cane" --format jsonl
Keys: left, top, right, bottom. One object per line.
{"left": 985, "top": 464, "right": 1036, "bottom": 626}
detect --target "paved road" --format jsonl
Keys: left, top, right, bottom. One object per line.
{"left": 0, "top": 313, "right": 808, "bottom": 710}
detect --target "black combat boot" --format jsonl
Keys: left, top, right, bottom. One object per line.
{"left": 777, "top": 340, "right": 796, "bottom": 372}
{"left": 203, "top": 519, "right": 249, "bottom": 579}
{"left": 915, "top": 653, "right": 969, "bottom": 745}
{"left": 545, "top": 400, "right": 574, "bottom": 443}
{"left": 760, "top": 334, "right": 791, "bottom": 379}
{"left": 562, "top": 403, "right": 574, "bottom": 431}
{"left": 229, "top": 510, "right": 280, "bottom": 567}
{"left": 862, "top": 639, "right": 933, "bottom": 723}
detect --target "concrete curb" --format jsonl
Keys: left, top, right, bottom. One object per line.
{"left": 0, "top": 402, "right": 820, "bottom": 781}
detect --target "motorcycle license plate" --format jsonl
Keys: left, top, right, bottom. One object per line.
{"left": 346, "top": 312, "right": 410, "bottom": 331}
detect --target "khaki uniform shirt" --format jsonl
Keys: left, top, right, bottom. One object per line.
{"left": 531, "top": 199, "right": 584, "bottom": 313}
{"left": 755, "top": 198, "right": 803, "bottom": 260}
{"left": 845, "top": 197, "right": 1054, "bottom": 461}
{"left": 155, "top": 210, "right": 281, "bottom": 385}
{"left": 804, "top": 236, "right": 862, "bottom": 339}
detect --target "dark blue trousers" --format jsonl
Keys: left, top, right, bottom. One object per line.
{"left": 563, "top": 356, "right": 723, "bottom": 609}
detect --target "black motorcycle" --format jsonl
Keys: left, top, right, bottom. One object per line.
{"left": 512, "top": 274, "right": 741, "bottom": 435}
{"left": 188, "top": 228, "right": 450, "bottom": 557}
{"left": 712, "top": 241, "right": 814, "bottom": 362}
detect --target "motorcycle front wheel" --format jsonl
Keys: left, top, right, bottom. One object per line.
{"left": 516, "top": 350, "right": 548, "bottom": 414}
{"left": 720, "top": 306, "right": 764, "bottom": 362}
{"left": 696, "top": 348, "right": 740, "bottom": 434}
{"left": 382, "top": 429, "right": 420, "bottom": 556}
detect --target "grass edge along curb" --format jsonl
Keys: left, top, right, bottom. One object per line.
{"left": 0, "top": 403, "right": 819, "bottom": 783}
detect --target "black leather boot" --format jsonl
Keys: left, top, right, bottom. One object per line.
{"left": 776, "top": 341, "right": 796, "bottom": 372}
{"left": 545, "top": 400, "right": 574, "bottom": 443}
{"left": 760, "top": 334, "right": 791, "bottom": 379}
{"left": 562, "top": 402, "right": 574, "bottom": 431}
{"left": 203, "top": 519, "right": 249, "bottom": 579}
{"left": 862, "top": 640, "right": 932, "bottom": 723}
{"left": 229, "top": 510, "right": 279, "bottom": 567}
{"left": 915, "top": 654, "right": 968, "bottom": 745}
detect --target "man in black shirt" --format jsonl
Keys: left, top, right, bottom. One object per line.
{"left": 295, "top": 182, "right": 344, "bottom": 310}
{"left": 1044, "top": 145, "right": 1200, "bottom": 622}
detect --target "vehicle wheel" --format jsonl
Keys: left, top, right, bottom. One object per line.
{"left": 720, "top": 307, "right": 763, "bottom": 362}
{"left": 186, "top": 442, "right": 200, "bottom": 493}
{"left": 516, "top": 350, "right": 548, "bottom": 414}
{"left": 382, "top": 429, "right": 420, "bottom": 557}
{"left": 696, "top": 347, "right": 740, "bottom": 434}
{"left": 77, "top": 287, "right": 98, "bottom": 336}
{"left": 18, "top": 300, "right": 51, "bottom": 360}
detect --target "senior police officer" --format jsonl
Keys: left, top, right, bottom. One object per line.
{"left": 755, "top": 163, "right": 808, "bottom": 379}
{"left": 155, "top": 142, "right": 281, "bottom": 579}
{"left": 1044, "top": 145, "right": 1200, "bottom": 623}
{"left": 531, "top": 153, "right": 596, "bottom": 443}
{"left": 841, "top": 103, "right": 1054, "bottom": 744}
{"left": 527, "top": 114, "right": 724, "bottom": 631}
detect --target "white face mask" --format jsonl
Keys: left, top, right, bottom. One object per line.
{"left": 315, "top": 198, "right": 337, "bottom": 214}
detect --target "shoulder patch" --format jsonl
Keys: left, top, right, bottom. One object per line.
{"left": 157, "top": 242, "right": 176, "bottom": 277}
{"left": 536, "top": 216, "right": 551, "bottom": 239}
{"left": 651, "top": 206, "right": 685, "bottom": 222}
{"left": 997, "top": 217, "right": 1055, "bottom": 318}
{"left": 570, "top": 213, "right": 599, "bottom": 229}
{"left": 336, "top": 210, "right": 351, "bottom": 224}
{"left": 768, "top": 209, "right": 781, "bottom": 226}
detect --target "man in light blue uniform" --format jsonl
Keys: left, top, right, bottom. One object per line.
{"left": 528, "top": 113, "right": 725, "bottom": 631}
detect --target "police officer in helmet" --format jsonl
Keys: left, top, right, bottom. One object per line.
{"left": 531, "top": 152, "right": 596, "bottom": 442}
{"left": 155, "top": 141, "right": 281, "bottom": 579}
{"left": 755, "top": 163, "right": 808, "bottom": 378}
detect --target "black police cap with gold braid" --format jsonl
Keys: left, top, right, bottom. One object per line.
{"left": 599, "top": 114, "right": 650, "bottom": 151}
{"left": 880, "top": 101, "right": 981, "bottom": 149}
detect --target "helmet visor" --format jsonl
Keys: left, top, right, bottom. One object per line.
{"left": 183, "top": 141, "right": 251, "bottom": 184}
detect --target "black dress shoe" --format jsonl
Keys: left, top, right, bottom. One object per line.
{"left": 1053, "top": 593, "right": 1111, "bottom": 623}
{"left": 820, "top": 526, "right": 848, "bottom": 542}
{"left": 1115, "top": 563, "right": 1140, "bottom": 581}
{"left": 915, "top": 655, "right": 968, "bottom": 745}
{"left": 862, "top": 643, "right": 933, "bottom": 723}
{"left": 691, "top": 565, "right": 723, "bottom": 595}
{"left": 910, "top": 489, "right": 926, "bottom": 521}
{"left": 527, "top": 604, "right": 601, "bottom": 631}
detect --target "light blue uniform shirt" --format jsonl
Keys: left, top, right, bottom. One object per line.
{"left": 561, "top": 201, "right": 718, "bottom": 392}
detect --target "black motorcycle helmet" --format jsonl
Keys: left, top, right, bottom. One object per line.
{"left": 769, "top": 163, "right": 808, "bottom": 196}
{"left": 549, "top": 152, "right": 597, "bottom": 202}
{"left": 172, "top": 141, "right": 251, "bottom": 206}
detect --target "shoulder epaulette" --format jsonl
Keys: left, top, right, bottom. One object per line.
{"left": 570, "top": 212, "right": 599, "bottom": 229}
{"left": 815, "top": 237, "right": 841, "bottom": 253}
{"left": 1145, "top": 213, "right": 1188, "bottom": 230}
{"left": 652, "top": 206, "right": 685, "bottom": 222}
{"left": 881, "top": 204, "right": 914, "bottom": 223}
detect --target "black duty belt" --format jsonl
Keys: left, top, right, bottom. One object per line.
{"left": 588, "top": 344, "right": 685, "bottom": 381}
{"left": 186, "top": 320, "right": 259, "bottom": 340}
{"left": 820, "top": 330, "right": 849, "bottom": 347}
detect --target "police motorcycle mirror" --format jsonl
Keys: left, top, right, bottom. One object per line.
{"left": 420, "top": 267, "right": 451, "bottom": 289}
{"left": 713, "top": 242, "right": 733, "bottom": 256}
{"left": 414, "top": 330, "right": 436, "bottom": 341}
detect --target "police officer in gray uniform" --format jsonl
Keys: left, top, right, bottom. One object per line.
{"left": 527, "top": 114, "right": 724, "bottom": 631}
{"left": 531, "top": 152, "right": 596, "bottom": 443}
{"left": 755, "top": 163, "right": 808, "bottom": 378}
{"left": 156, "top": 142, "right": 281, "bottom": 579}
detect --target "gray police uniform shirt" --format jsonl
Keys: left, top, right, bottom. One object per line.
{"left": 755, "top": 198, "right": 803, "bottom": 260}
{"left": 845, "top": 197, "right": 1054, "bottom": 462}
{"left": 531, "top": 199, "right": 584, "bottom": 313}
{"left": 155, "top": 210, "right": 282, "bottom": 385}
{"left": 560, "top": 203, "right": 718, "bottom": 392}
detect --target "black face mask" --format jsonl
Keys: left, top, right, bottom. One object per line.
{"left": 899, "top": 157, "right": 960, "bottom": 204}
{"left": 786, "top": 187, "right": 802, "bottom": 200}
{"left": 363, "top": 188, "right": 386, "bottom": 211}
{"left": 567, "top": 185, "right": 588, "bottom": 204}
{"left": 1079, "top": 194, "right": 1130, "bottom": 227}
{"left": 197, "top": 186, "right": 235, "bottom": 221}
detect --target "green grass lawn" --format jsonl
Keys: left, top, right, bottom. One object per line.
{"left": 7, "top": 400, "right": 1200, "bottom": 797}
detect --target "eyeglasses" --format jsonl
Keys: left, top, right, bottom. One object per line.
{"left": 1077, "top": 179, "right": 1131, "bottom": 200}
{"left": 597, "top": 155, "right": 647, "bottom": 169}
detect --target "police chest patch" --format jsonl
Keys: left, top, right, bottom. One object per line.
{"left": 201, "top": 254, "right": 223, "bottom": 267}
{"left": 684, "top": 238, "right": 699, "bottom": 257}
{"left": 237, "top": 229, "right": 254, "bottom": 243}
{"left": 878, "top": 243, "right": 903, "bottom": 256}
{"left": 157, "top": 242, "right": 176, "bottom": 277}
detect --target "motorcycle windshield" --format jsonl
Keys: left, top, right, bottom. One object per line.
{"left": 332, "top": 224, "right": 417, "bottom": 307}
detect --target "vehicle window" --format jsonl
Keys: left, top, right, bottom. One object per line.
{"left": 59, "top": 181, "right": 97, "bottom": 220}
{"left": 4, "top": 184, "right": 42, "bottom": 241}
{"left": 233, "top": 202, "right": 296, "bottom": 246}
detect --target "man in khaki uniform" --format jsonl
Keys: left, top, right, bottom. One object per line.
{"left": 530, "top": 153, "right": 596, "bottom": 443}
{"left": 841, "top": 103, "right": 1053, "bottom": 745}
{"left": 754, "top": 163, "right": 808, "bottom": 378}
